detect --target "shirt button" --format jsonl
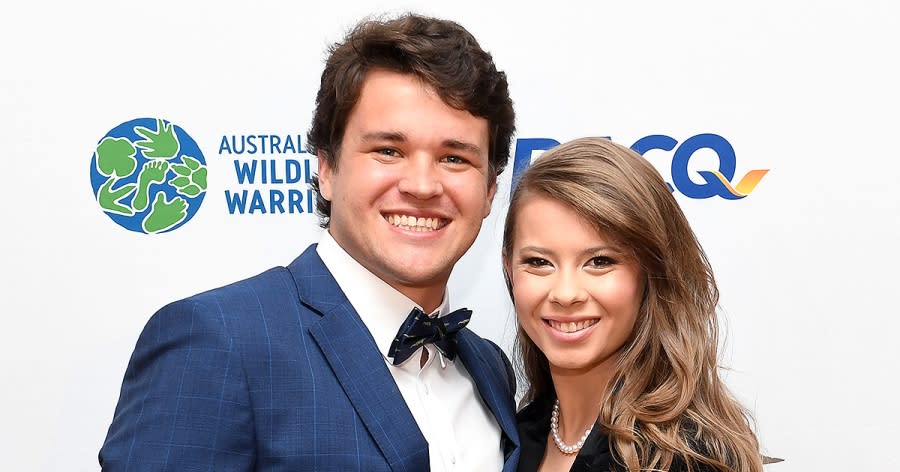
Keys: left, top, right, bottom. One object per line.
{"left": 423, "top": 384, "right": 429, "bottom": 394}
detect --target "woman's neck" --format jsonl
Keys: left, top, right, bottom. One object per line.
{"left": 549, "top": 362, "right": 614, "bottom": 443}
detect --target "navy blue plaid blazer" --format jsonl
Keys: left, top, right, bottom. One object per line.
{"left": 100, "top": 244, "right": 520, "bottom": 471}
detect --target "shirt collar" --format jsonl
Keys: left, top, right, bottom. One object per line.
{"left": 316, "top": 230, "right": 450, "bottom": 359}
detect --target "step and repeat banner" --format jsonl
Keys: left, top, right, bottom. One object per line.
{"left": 3, "top": 1, "right": 898, "bottom": 470}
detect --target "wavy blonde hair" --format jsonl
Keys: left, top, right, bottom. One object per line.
{"left": 503, "top": 137, "right": 762, "bottom": 472}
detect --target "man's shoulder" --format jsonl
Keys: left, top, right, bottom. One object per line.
{"left": 190, "top": 264, "right": 294, "bottom": 304}
{"left": 156, "top": 267, "right": 286, "bottom": 320}
{"left": 151, "top": 246, "right": 324, "bottom": 326}
{"left": 460, "top": 328, "right": 515, "bottom": 388}
{"left": 142, "top": 266, "right": 293, "bottom": 341}
{"left": 178, "top": 244, "right": 321, "bottom": 309}
{"left": 460, "top": 328, "right": 502, "bottom": 351}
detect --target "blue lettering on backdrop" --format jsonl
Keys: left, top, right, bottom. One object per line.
{"left": 232, "top": 159, "right": 311, "bottom": 185}
{"left": 509, "top": 136, "right": 611, "bottom": 197}
{"left": 631, "top": 135, "right": 678, "bottom": 193}
{"left": 671, "top": 134, "right": 736, "bottom": 199}
{"left": 510, "top": 138, "right": 559, "bottom": 196}
{"left": 219, "top": 134, "right": 306, "bottom": 154}
{"left": 233, "top": 160, "right": 257, "bottom": 184}
{"left": 221, "top": 133, "right": 316, "bottom": 214}
{"left": 225, "top": 189, "right": 314, "bottom": 214}
{"left": 631, "top": 133, "right": 739, "bottom": 199}
{"left": 509, "top": 133, "right": 758, "bottom": 200}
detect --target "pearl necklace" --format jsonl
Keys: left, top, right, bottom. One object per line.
{"left": 550, "top": 399, "right": 594, "bottom": 455}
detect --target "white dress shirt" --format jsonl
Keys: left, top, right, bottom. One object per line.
{"left": 317, "top": 231, "right": 504, "bottom": 472}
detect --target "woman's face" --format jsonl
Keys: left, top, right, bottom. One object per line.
{"left": 505, "top": 195, "right": 644, "bottom": 376}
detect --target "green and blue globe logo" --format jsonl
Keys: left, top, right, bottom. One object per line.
{"left": 90, "top": 118, "right": 208, "bottom": 233}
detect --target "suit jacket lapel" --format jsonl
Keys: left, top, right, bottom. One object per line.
{"left": 456, "top": 330, "right": 520, "bottom": 463}
{"left": 288, "top": 246, "right": 429, "bottom": 472}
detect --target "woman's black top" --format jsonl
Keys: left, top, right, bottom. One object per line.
{"left": 516, "top": 396, "right": 718, "bottom": 472}
{"left": 516, "top": 396, "right": 619, "bottom": 472}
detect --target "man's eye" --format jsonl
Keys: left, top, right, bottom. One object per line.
{"left": 442, "top": 155, "right": 468, "bottom": 165}
{"left": 376, "top": 148, "right": 398, "bottom": 157}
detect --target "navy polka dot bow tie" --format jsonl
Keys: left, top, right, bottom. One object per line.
{"left": 388, "top": 307, "right": 472, "bottom": 365}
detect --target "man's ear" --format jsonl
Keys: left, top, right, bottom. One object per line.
{"left": 317, "top": 152, "right": 333, "bottom": 201}
{"left": 483, "top": 180, "right": 497, "bottom": 218}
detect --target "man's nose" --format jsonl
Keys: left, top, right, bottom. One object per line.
{"left": 397, "top": 155, "right": 443, "bottom": 199}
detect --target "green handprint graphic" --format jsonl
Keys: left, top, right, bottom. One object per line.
{"left": 142, "top": 192, "right": 188, "bottom": 233}
{"left": 134, "top": 118, "right": 180, "bottom": 159}
{"left": 169, "top": 155, "right": 208, "bottom": 197}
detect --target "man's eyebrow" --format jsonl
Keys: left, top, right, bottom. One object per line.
{"left": 360, "top": 131, "right": 407, "bottom": 143}
{"left": 443, "top": 139, "right": 483, "bottom": 155}
{"left": 359, "top": 133, "right": 483, "bottom": 155}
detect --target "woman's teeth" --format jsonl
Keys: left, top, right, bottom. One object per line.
{"left": 548, "top": 319, "right": 599, "bottom": 333}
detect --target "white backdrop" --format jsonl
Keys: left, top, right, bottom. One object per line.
{"left": 2, "top": 1, "right": 899, "bottom": 470}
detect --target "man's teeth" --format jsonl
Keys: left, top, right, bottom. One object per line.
{"left": 548, "top": 319, "right": 599, "bottom": 333}
{"left": 386, "top": 214, "right": 445, "bottom": 232}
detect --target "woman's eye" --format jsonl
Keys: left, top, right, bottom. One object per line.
{"left": 523, "top": 257, "right": 551, "bottom": 268}
{"left": 376, "top": 148, "right": 398, "bottom": 157}
{"left": 588, "top": 256, "right": 615, "bottom": 268}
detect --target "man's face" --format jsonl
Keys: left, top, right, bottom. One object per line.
{"left": 318, "top": 69, "right": 495, "bottom": 311}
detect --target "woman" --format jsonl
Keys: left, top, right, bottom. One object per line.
{"left": 503, "top": 137, "right": 763, "bottom": 472}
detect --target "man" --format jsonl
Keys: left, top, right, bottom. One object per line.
{"left": 100, "top": 13, "right": 518, "bottom": 471}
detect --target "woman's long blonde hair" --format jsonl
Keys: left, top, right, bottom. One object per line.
{"left": 503, "top": 137, "right": 762, "bottom": 472}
